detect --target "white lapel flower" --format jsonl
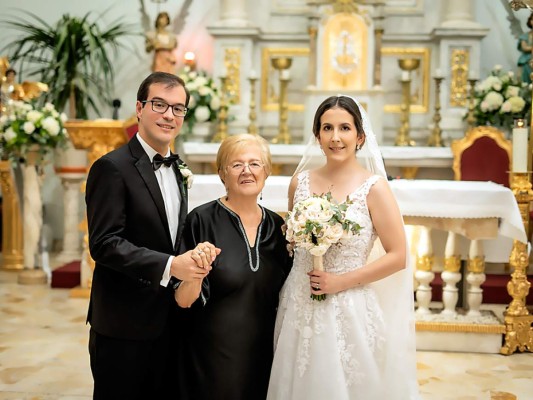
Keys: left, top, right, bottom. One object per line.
{"left": 178, "top": 164, "right": 194, "bottom": 189}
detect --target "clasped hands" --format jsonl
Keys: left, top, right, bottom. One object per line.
{"left": 170, "top": 241, "right": 220, "bottom": 282}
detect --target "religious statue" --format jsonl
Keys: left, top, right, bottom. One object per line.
{"left": 145, "top": 12, "right": 178, "bottom": 74}
{"left": 0, "top": 67, "right": 25, "bottom": 115}
{"left": 517, "top": 13, "right": 533, "bottom": 84}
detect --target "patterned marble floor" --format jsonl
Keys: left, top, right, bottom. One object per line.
{"left": 0, "top": 269, "right": 532, "bottom": 400}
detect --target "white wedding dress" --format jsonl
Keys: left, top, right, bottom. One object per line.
{"left": 267, "top": 171, "right": 420, "bottom": 400}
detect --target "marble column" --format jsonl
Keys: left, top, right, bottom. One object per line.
{"left": 55, "top": 172, "right": 85, "bottom": 264}
{"left": 219, "top": 0, "right": 250, "bottom": 27}
{"left": 440, "top": 0, "right": 480, "bottom": 29}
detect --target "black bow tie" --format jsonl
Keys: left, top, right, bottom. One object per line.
{"left": 152, "top": 153, "right": 180, "bottom": 171}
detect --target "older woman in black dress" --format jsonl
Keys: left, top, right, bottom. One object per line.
{"left": 176, "top": 133, "right": 292, "bottom": 400}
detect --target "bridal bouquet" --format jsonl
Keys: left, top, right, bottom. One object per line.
{"left": 285, "top": 192, "right": 362, "bottom": 301}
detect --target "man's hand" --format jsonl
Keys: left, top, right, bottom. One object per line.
{"left": 170, "top": 242, "right": 221, "bottom": 281}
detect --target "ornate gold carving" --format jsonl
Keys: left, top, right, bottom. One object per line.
{"left": 329, "top": 0, "right": 362, "bottom": 14}
{"left": 451, "top": 126, "right": 512, "bottom": 183}
{"left": 450, "top": 49, "right": 469, "bottom": 107}
{"left": 416, "top": 255, "right": 433, "bottom": 272}
{"left": 444, "top": 255, "right": 461, "bottom": 273}
{"left": 467, "top": 256, "right": 485, "bottom": 274}
{"left": 400, "top": 166, "right": 419, "bottom": 179}
{"left": 382, "top": 47, "right": 430, "bottom": 113}
{"left": 428, "top": 76, "right": 444, "bottom": 146}
{"left": 0, "top": 161, "right": 24, "bottom": 269}
{"left": 373, "top": 28, "right": 384, "bottom": 86}
{"left": 271, "top": 58, "right": 292, "bottom": 144}
{"left": 248, "top": 77, "right": 258, "bottom": 135}
{"left": 261, "top": 48, "right": 309, "bottom": 112}
{"left": 395, "top": 59, "right": 418, "bottom": 147}
{"left": 224, "top": 48, "right": 240, "bottom": 104}
{"left": 416, "top": 321, "right": 506, "bottom": 334}
{"left": 212, "top": 76, "right": 229, "bottom": 143}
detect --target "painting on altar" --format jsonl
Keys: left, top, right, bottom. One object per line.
{"left": 260, "top": 47, "right": 309, "bottom": 112}
{"left": 381, "top": 47, "right": 430, "bottom": 113}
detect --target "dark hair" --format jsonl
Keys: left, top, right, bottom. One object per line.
{"left": 5, "top": 68, "right": 16, "bottom": 76}
{"left": 528, "top": 13, "right": 533, "bottom": 29}
{"left": 136, "top": 72, "right": 190, "bottom": 106}
{"left": 312, "top": 95, "right": 365, "bottom": 143}
{"left": 155, "top": 12, "right": 170, "bottom": 29}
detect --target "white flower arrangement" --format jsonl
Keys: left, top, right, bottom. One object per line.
{"left": 178, "top": 67, "right": 221, "bottom": 134}
{"left": 285, "top": 192, "right": 362, "bottom": 301}
{"left": 0, "top": 100, "right": 68, "bottom": 160}
{"left": 470, "top": 65, "right": 531, "bottom": 129}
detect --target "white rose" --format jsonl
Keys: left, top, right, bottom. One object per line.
{"left": 210, "top": 96, "right": 221, "bottom": 110}
{"left": 23, "top": 121, "right": 36, "bottom": 134}
{"left": 0, "top": 115, "right": 7, "bottom": 129}
{"left": 26, "top": 110, "right": 42, "bottom": 123}
{"left": 198, "top": 86, "right": 210, "bottom": 97}
{"left": 194, "top": 106, "right": 211, "bottom": 122}
{"left": 189, "top": 71, "right": 198, "bottom": 79}
{"left": 500, "top": 100, "right": 512, "bottom": 113}
{"left": 195, "top": 76, "right": 207, "bottom": 87}
{"left": 42, "top": 117, "right": 60, "bottom": 136}
{"left": 505, "top": 86, "right": 520, "bottom": 98}
{"left": 322, "top": 223, "right": 344, "bottom": 244}
{"left": 44, "top": 102, "right": 55, "bottom": 112}
{"left": 60, "top": 113, "right": 68, "bottom": 123}
{"left": 484, "top": 91, "right": 504, "bottom": 111}
{"left": 509, "top": 96, "right": 526, "bottom": 113}
{"left": 4, "top": 127, "right": 16, "bottom": 142}
{"left": 188, "top": 96, "right": 196, "bottom": 108}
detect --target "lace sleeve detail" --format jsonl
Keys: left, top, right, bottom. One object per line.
{"left": 293, "top": 170, "right": 311, "bottom": 205}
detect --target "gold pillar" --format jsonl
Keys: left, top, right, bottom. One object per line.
{"left": 64, "top": 120, "right": 128, "bottom": 298}
{"left": 248, "top": 77, "right": 258, "bottom": 135}
{"left": 212, "top": 76, "right": 229, "bottom": 143}
{"left": 271, "top": 57, "right": 292, "bottom": 144}
{"left": 501, "top": 172, "right": 533, "bottom": 355}
{"left": 428, "top": 76, "right": 444, "bottom": 147}
{"left": 0, "top": 160, "right": 23, "bottom": 269}
{"left": 307, "top": 16, "right": 319, "bottom": 87}
{"left": 465, "top": 78, "right": 478, "bottom": 132}
{"left": 396, "top": 58, "right": 419, "bottom": 147}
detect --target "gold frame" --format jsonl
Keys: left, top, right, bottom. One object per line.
{"left": 451, "top": 126, "right": 512, "bottom": 182}
{"left": 381, "top": 47, "right": 431, "bottom": 113}
{"left": 261, "top": 47, "right": 309, "bottom": 111}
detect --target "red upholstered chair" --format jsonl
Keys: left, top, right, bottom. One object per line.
{"left": 123, "top": 115, "right": 138, "bottom": 140}
{"left": 451, "top": 126, "right": 512, "bottom": 187}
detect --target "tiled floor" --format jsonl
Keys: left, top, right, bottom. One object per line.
{"left": 0, "top": 268, "right": 532, "bottom": 400}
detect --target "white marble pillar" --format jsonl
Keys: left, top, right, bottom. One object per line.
{"left": 440, "top": 0, "right": 480, "bottom": 29}
{"left": 219, "top": 0, "right": 250, "bottom": 27}
{"left": 55, "top": 173, "right": 85, "bottom": 264}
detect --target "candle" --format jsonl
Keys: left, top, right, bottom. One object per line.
{"left": 401, "top": 71, "right": 410, "bottom": 81}
{"left": 435, "top": 68, "right": 443, "bottom": 78}
{"left": 468, "top": 70, "right": 478, "bottom": 80}
{"left": 249, "top": 69, "right": 257, "bottom": 79}
{"left": 281, "top": 70, "right": 290, "bottom": 80}
{"left": 512, "top": 120, "right": 528, "bottom": 172}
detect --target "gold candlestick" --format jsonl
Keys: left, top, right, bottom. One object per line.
{"left": 466, "top": 78, "right": 478, "bottom": 132}
{"left": 270, "top": 57, "right": 292, "bottom": 144}
{"left": 212, "top": 76, "right": 229, "bottom": 143}
{"left": 248, "top": 77, "right": 258, "bottom": 135}
{"left": 395, "top": 58, "right": 419, "bottom": 146}
{"left": 501, "top": 172, "right": 533, "bottom": 355}
{"left": 428, "top": 76, "right": 444, "bottom": 146}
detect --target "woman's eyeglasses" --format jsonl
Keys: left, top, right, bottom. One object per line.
{"left": 227, "top": 161, "right": 264, "bottom": 174}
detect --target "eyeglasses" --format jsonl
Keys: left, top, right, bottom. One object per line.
{"left": 141, "top": 100, "right": 188, "bottom": 117}
{"left": 227, "top": 161, "right": 264, "bottom": 174}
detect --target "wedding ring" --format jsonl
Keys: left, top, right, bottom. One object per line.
{"left": 314, "top": 284, "right": 320, "bottom": 290}
{"left": 196, "top": 249, "right": 204, "bottom": 255}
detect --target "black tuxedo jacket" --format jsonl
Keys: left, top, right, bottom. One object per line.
{"left": 85, "top": 135, "right": 188, "bottom": 340}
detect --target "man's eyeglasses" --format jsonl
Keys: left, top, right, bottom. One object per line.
{"left": 227, "top": 161, "right": 264, "bottom": 174}
{"left": 141, "top": 100, "right": 188, "bottom": 117}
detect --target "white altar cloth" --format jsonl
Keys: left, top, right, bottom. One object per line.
{"left": 188, "top": 176, "right": 526, "bottom": 263}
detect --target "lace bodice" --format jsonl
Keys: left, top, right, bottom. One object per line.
{"left": 292, "top": 170, "right": 379, "bottom": 274}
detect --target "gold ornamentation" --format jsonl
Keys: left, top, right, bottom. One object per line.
{"left": 450, "top": 49, "right": 469, "bottom": 107}
{"left": 224, "top": 48, "right": 240, "bottom": 104}
{"left": 400, "top": 166, "right": 419, "bottom": 179}
{"left": 212, "top": 76, "right": 229, "bottom": 143}
{"left": 329, "top": 0, "right": 361, "bottom": 14}
{"left": 444, "top": 255, "right": 461, "bottom": 273}
{"left": 382, "top": 47, "right": 430, "bottom": 113}
{"left": 248, "top": 77, "right": 258, "bottom": 135}
{"left": 416, "top": 321, "right": 505, "bottom": 334}
{"left": 466, "top": 78, "right": 478, "bottom": 131}
{"left": 271, "top": 58, "right": 292, "bottom": 144}
{"left": 395, "top": 58, "right": 418, "bottom": 147}
{"left": 0, "top": 161, "right": 24, "bottom": 270}
{"left": 416, "top": 255, "right": 433, "bottom": 272}
{"left": 467, "top": 256, "right": 485, "bottom": 274}
{"left": 261, "top": 48, "right": 309, "bottom": 111}
{"left": 428, "top": 76, "right": 444, "bottom": 146}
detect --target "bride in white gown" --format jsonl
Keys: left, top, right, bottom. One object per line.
{"left": 267, "top": 95, "right": 420, "bottom": 400}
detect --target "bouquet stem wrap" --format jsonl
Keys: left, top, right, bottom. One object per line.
{"left": 311, "top": 255, "right": 326, "bottom": 301}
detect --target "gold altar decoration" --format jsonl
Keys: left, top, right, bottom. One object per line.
{"left": 0, "top": 160, "right": 23, "bottom": 270}
{"left": 224, "top": 48, "right": 241, "bottom": 104}
{"left": 382, "top": 47, "right": 430, "bottom": 113}
{"left": 465, "top": 78, "right": 478, "bottom": 131}
{"left": 271, "top": 58, "right": 292, "bottom": 144}
{"left": 322, "top": 13, "right": 368, "bottom": 90}
{"left": 261, "top": 48, "right": 308, "bottom": 111}
{"left": 428, "top": 76, "right": 444, "bottom": 147}
{"left": 395, "top": 58, "right": 418, "bottom": 147}
{"left": 248, "top": 76, "right": 258, "bottom": 135}
{"left": 211, "top": 76, "right": 229, "bottom": 143}
{"left": 450, "top": 49, "right": 469, "bottom": 107}
{"left": 307, "top": 15, "right": 319, "bottom": 87}
{"left": 510, "top": 0, "right": 533, "bottom": 10}
{"left": 64, "top": 120, "right": 128, "bottom": 298}
{"left": 500, "top": 172, "right": 533, "bottom": 355}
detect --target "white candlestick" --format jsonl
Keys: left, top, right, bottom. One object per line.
{"left": 435, "top": 68, "right": 443, "bottom": 78}
{"left": 249, "top": 69, "right": 257, "bottom": 79}
{"left": 281, "top": 70, "right": 290, "bottom": 80}
{"left": 401, "top": 71, "right": 410, "bottom": 81}
{"left": 512, "top": 124, "right": 528, "bottom": 172}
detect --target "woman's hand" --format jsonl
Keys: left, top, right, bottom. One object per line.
{"left": 307, "top": 270, "right": 348, "bottom": 296}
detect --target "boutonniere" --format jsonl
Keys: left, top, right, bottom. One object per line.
{"left": 178, "top": 163, "right": 194, "bottom": 189}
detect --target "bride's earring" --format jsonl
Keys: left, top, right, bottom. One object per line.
{"left": 356, "top": 144, "right": 361, "bottom": 151}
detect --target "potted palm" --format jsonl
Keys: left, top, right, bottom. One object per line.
{"left": 2, "top": 11, "right": 137, "bottom": 119}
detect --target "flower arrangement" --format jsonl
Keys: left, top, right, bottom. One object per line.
{"left": 0, "top": 100, "right": 68, "bottom": 160}
{"left": 178, "top": 67, "right": 221, "bottom": 134}
{"left": 470, "top": 65, "right": 531, "bottom": 129}
{"left": 285, "top": 192, "right": 362, "bottom": 301}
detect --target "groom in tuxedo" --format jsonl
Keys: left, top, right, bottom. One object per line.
{"left": 86, "top": 72, "right": 217, "bottom": 399}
